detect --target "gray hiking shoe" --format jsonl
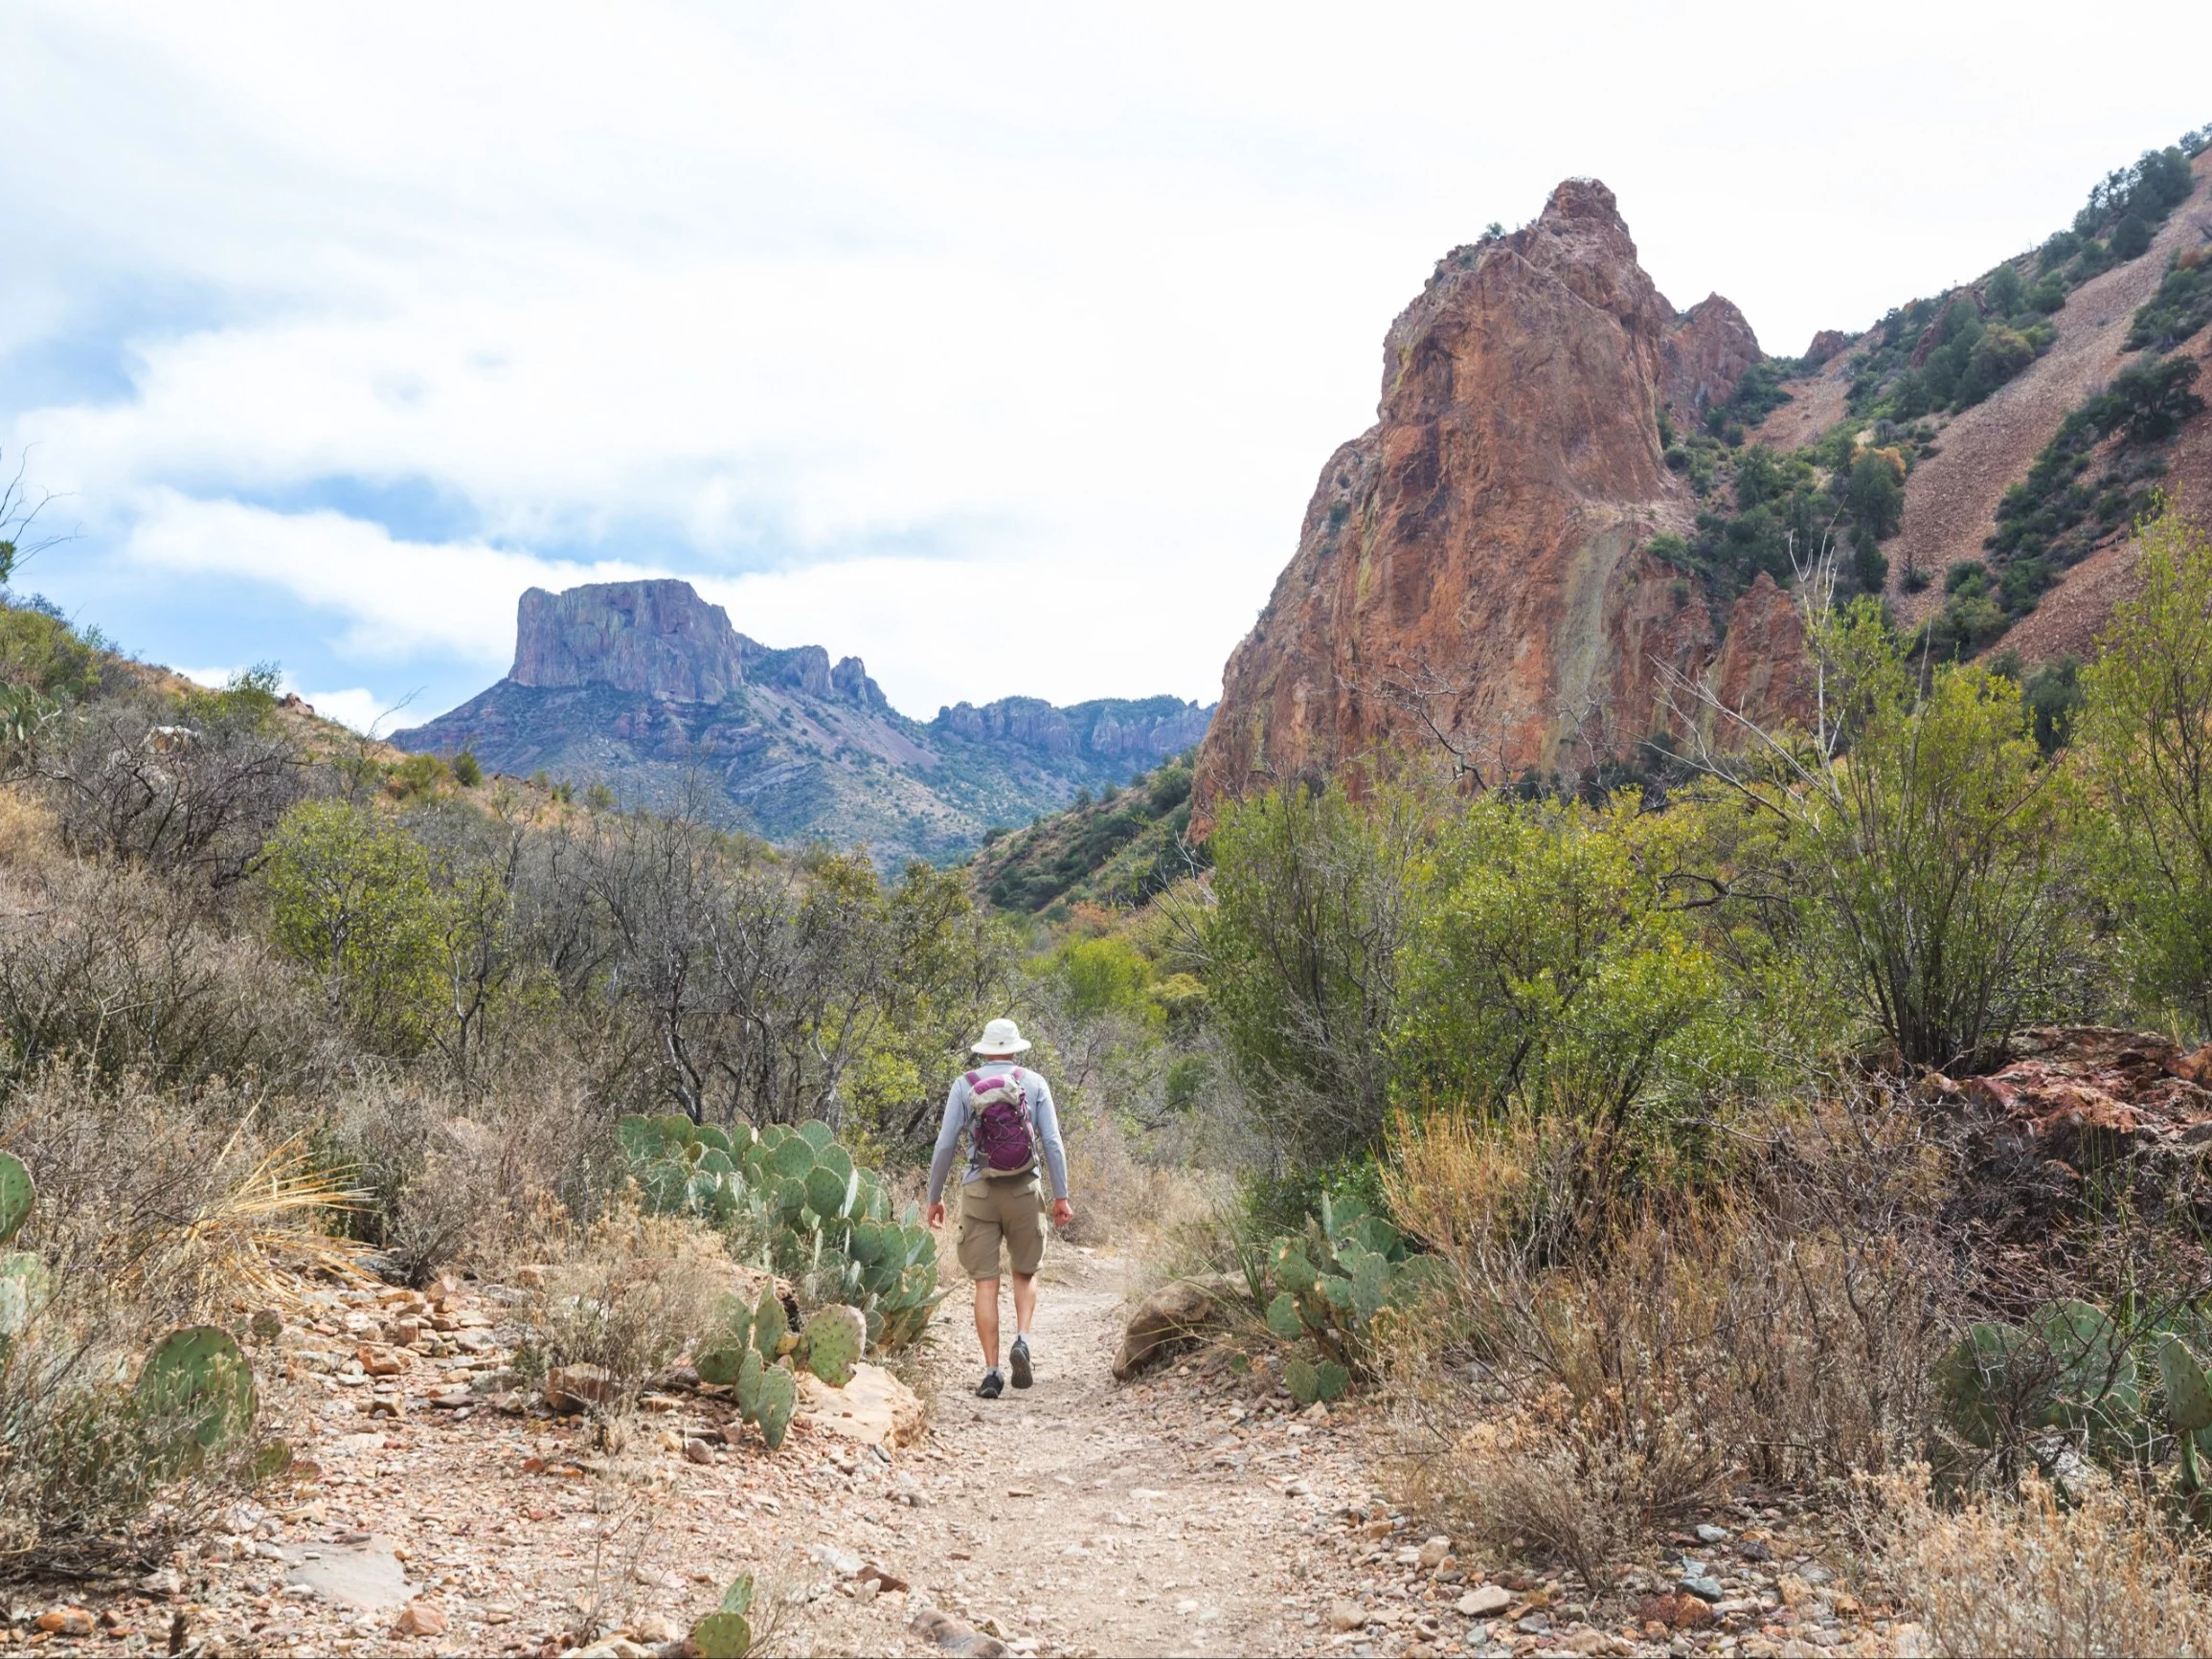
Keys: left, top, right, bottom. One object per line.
{"left": 1009, "top": 1335, "right": 1033, "bottom": 1389}
{"left": 977, "top": 1367, "right": 1004, "bottom": 1400}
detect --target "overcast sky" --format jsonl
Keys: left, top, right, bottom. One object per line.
{"left": 3, "top": 3, "right": 2206, "bottom": 730}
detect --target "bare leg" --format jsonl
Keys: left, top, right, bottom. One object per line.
{"left": 972, "top": 1276, "right": 1001, "bottom": 1369}
{"left": 1011, "top": 1271, "right": 1037, "bottom": 1339}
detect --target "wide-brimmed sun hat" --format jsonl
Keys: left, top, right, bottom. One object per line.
{"left": 971, "top": 1018, "right": 1032, "bottom": 1056}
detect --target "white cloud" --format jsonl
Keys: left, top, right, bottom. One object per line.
{"left": 123, "top": 491, "right": 657, "bottom": 664}
{"left": 296, "top": 687, "right": 393, "bottom": 735}
{"left": 3, "top": 1, "right": 2208, "bottom": 717}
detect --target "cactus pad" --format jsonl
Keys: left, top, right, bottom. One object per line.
{"left": 690, "top": 1612, "right": 753, "bottom": 1659}
{"left": 770, "top": 1137, "right": 816, "bottom": 1179}
{"left": 138, "top": 1325, "right": 257, "bottom": 1452}
{"left": 804, "top": 1163, "right": 851, "bottom": 1222}
{"left": 797, "top": 1118, "right": 836, "bottom": 1152}
{"left": 1266, "top": 1292, "right": 1304, "bottom": 1341}
{"left": 1312, "top": 1360, "right": 1350, "bottom": 1401}
{"left": 2162, "top": 1334, "right": 2212, "bottom": 1434}
{"left": 1933, "top": 1321, "right": 2028, "bottom": 1448}
{"left": 0, "top": 1152, "right": 32, "bottom": 1246}
{"left": 735, "top": 1347, "right": 765, "bottom": 1419}
{"left": 754, "top": 1284, "right": 785, "bottom": 1359}
{"left": 802, "top": 1305, "right": 866, "bottom": 1388}
{"left": 1270, "top": 1238, "right": 1318, "bottom": 1294}
{"left": 753, "top": 1364, "right": 798, "bottom": 1450}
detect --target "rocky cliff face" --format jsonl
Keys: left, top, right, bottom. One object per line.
{"left": 1194, "top": 180, "right": 1800, "bottom": 820}
{"left": 513, "top": 581, "right": 749, "bottom": 703}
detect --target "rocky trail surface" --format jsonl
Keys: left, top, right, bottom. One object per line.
{"left": 11, "top": 1248, "right": 1904, "bottom": 1658}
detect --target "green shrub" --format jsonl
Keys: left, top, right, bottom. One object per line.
{"left": 2126, "top": 254, "right": 2212, "bottom": 351}
{"left": 2110, "top": 214, "right": 2153, "bottom": 260}
{"left": 2082, "top": 510, "right": 2212, "bottom": 1032}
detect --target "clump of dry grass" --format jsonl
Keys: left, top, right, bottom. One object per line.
{"left": 327, "top": 1070, "right": 605, "bottom": 1285}
{"left": 1870, "top": 1466, "right": 2212, "bottom": 1656}
{"left": 517, "top": 1206, "right": 730, "bottom": 1417}
{"left": 1393, "top": 1384, "right": 1727, "bottom": 1593}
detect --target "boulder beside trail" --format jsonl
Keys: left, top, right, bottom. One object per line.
{"left": 798, "top": 1360, "right": 926, "bottom": 1447}
{"left": 1113, "top": 1279, "right": 1224, "bottom": 1380}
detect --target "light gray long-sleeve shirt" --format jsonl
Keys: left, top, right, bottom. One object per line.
{"left": 926, "top": 1061, "right": 1069, "bottom": 1203}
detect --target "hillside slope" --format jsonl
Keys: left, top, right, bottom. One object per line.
{"left": 394, "top": 581, "right": 1212, "bottom": 864}
{"left": 1756, "top": 143, "right": 2212, "bottom": 659}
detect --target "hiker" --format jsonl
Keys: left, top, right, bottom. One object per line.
{"left": 925, "top": 1018, "right": 1073, "bottom": 1399}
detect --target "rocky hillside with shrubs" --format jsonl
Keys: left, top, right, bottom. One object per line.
{"left": 1197, "top": 125, "right": 2212, "bottom": 821}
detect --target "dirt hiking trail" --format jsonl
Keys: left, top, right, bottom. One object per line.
{"left": 840, "top": 1244, "right": 1378, "bottom": 1658}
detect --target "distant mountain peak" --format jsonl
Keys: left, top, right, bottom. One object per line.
{"left": 511, "top": 578, "right": 889, "bottom": 711}
{"left": 395, "top": 578, "right": 1212, "bottom": 864}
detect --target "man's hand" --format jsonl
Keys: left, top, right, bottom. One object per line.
{"left": 926, "top": 1200, "right": 946, "bottom": 1230}
{"left": 1051, "top": 1198, "right": 1073, "bottom": 1228}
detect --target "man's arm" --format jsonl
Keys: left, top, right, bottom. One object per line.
{"left": 1028, "top": 1072, "right": 1070, "bottom": 1201}
{"left": 926, "top": 1077, "right": 967, "bottom": 1207}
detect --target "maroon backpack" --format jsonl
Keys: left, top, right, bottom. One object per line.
{"left": 965, "top": 1068, "right": 1037, "bottom": 1175}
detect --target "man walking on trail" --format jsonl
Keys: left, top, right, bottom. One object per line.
{"left": 926, "top": 1019, "right": 1073, "bottom": 1399}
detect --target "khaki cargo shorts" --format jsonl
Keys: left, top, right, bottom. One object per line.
{"left": 957, "top": 1172, "right": 1047, "bottom": 1280}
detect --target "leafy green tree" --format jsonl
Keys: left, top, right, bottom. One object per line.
{"left": 1986, "top": 262, "right": 2026, "bottom": 316}
{"left": 260, "top": 800, "right": 444, "bottom": 1050}
{"left": 1050, "top": 935, "right": 1158, "bottom": 1027}
{"left": 1193, "top": 777, "right": 1434, "bottom": 1163}
{"left": 1391, "top": 794, "right": 1728, "bottom": 1194}
{"left": 2081, "top": 509, "right": 2212, "bottom": 1033}
{"left": 1850, "top": 447, "right": 1906, "bottom": 540}
{"left": 1781, "top": 604, "right": 2081, "bottom": 1068}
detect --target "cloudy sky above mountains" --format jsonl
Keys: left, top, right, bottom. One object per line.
{"left": 3, "top": 3, "right": 2206, "bottom": 730}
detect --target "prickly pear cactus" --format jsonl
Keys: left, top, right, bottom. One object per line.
{"left": 695, "top": 1293, "right": 756, "bottom": 1387}
{"left": 0, "top": 1152, "right": 31, "bottom": 1246}
{"left": 138, "top": 1325, "right": 257, "bottom": 1457}
{"left": 735, "top": 1347, "right": 765, "bottom": 1420}
{"left": 690, "top": 1612, "right": 752, "bottom": 1659}
{"left": 802, "top": 1305, "right": 866, "bottom": 1389}
{"left": 752, "top": 1364, "right": 798, "bottom": 1451}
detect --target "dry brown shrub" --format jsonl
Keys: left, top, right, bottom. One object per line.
{"left": 1381, "top": 1089, "right": 1959, "bottom": 1583}
{"left": 518, "top": 1207, "right": 728, "bottom": 1416}
{"left": 1871, "top": 1466, "right": 2212, "bottom": 1656}
{"left": 0, "top": 856, "right": 325, "bottom": 1089}
{"left": 328, "top": 1070, "right": 605, "bottom": 1284}
{"left": 1394, "top": 1386, "right": 1726, "bottom": 1593}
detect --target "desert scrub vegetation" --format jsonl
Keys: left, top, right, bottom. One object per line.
{"left": 1125, "top": 505, "right": 2212, "bottom": 1631}
{"left": 0, "top": 566, "right": 1231, "bottom": 1562}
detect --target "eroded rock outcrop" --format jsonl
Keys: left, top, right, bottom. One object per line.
{"left": 1194, "top": 179, "right": 1803, "bottom": 820}
{"left": 513, "top": 580, "right": 749, "bottom": 703}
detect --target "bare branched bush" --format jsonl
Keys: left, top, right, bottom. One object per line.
{"left": 1870, "top": 1466, "right": 2212, "bottom": 1656}
{"left": 0, "top": 856, "right": 323, "bottom": 1088}
{"left": 1382, "top": 1088, "right": 1960, "bottom": 1583}
{"left": 39, "top": 700, "right": 306, "bottom": 890}
{"left": 327, "top": 1070, "right": 606, "bottom": 1285}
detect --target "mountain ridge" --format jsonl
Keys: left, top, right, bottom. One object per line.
{"left": 394, "top": 579, "right": 1211, "bottom": 864}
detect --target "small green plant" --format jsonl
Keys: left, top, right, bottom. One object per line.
{"left": 691, "top": 1575, "right": 756, "bottom": 1658}
{"left": 1257, "top": 1193, "right": 1438, "bottom": 1405}
{"left": 1930, "top": 1295, "right": 2212, "bottom": 1507}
